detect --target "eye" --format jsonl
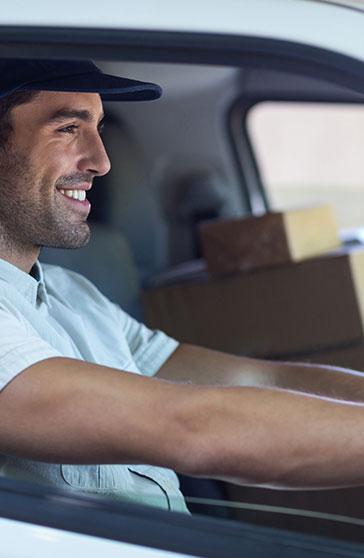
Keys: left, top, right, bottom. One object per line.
{"left": 58, "top": 124, "right": 79, "bottom": 134}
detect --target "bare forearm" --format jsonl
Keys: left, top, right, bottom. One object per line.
{"left": 158, "top": 343, "right": 364, "bottom": 402}
{"left": 3, "top": 357, "right": 364, "bottom": 490}
{"left": 184, "top": 385, "right": 364, "bottom": 489}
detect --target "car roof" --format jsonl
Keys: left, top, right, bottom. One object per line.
{"left": 2, "top": 0, "right": 364, "bottom": 65}
{"left": 314, "top": 0, "right": 364, "bottom": 12}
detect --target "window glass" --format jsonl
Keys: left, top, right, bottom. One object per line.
{"left": 247, "top": 102, "right": 364, "bottom": 230}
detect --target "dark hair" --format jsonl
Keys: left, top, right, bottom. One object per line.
{"left": 0, "top": 90, "right": 39, "bottom": 147}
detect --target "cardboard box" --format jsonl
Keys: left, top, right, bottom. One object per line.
{"left": 143, "top": 246, "right": 364, "bottom": 358}
{"left": 199, "top": 205, "right": 340, "bottom": 275}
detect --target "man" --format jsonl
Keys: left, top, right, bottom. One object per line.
{"left": 1, "top": 59, "right": 364, "bottom": 514}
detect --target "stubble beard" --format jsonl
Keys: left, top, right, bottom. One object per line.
{"left": 0, "top": 146, "right": 91, "bottom": 256}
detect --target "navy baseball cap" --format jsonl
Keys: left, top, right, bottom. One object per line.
{"left": 0, "top": 59, "right": 162, "bottom": 101}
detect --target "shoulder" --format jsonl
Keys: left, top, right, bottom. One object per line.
{"left": 41, "top": 263, "right": 112, "bottom": 309}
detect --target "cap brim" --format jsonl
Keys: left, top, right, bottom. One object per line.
{"left": 21, "top": 70, "right": 162, "bottom": 102}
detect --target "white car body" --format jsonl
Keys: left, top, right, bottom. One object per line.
{"left": 0, "top": 517, "right": 191, "bottom": 558}
{"left": 1, "top": 0, "right": 364, "bottom": 61}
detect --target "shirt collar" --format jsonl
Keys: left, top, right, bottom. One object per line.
{"left": 0, "top": 258, "right": 50, "bottom": 307}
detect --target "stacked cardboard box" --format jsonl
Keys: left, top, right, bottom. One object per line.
{"left": 199, "top": 204, "right": 340, "bottom": 275}
{"left": 143, "top": 246, "right": 364, "bottom": 358}
{"left": 142, "top": 206, "right": 364, "bottom": 370}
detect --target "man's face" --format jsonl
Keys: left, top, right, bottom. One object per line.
{"left": 0, "top": 91, "right": 111, "bottom": 251}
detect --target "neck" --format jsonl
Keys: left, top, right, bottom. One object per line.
{"left": 0, "top": 231, "right": 39, "bottom": 273}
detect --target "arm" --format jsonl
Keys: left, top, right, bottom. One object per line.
{"left": 1, "top": 356, "right": 364, "bottom": 489}
{"left": 157, "top": 343, "right": 364, "bottom": 402}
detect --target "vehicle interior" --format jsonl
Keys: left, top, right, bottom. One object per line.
{"left": 1, "top": 2, "right": 364, "bottom": 551}
{"left": 36, "top": 49, "right": 364, "bottom": 541}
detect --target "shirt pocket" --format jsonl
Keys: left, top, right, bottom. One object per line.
{"left": 61, "top": 464, "right": 127, "bottom": 494}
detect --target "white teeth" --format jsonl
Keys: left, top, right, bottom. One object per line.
{"left": 79, "top": 190, "right": 86, "bottom": 201}
{"left": 59, "top": 189, "right": 86, "bottom": 201}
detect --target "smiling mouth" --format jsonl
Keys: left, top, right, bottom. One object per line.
{"left": 58, "top": 188, "right": 87, "bottom": 202}
{"left": 56, "top": 187, "right": 91, "bottom": 214}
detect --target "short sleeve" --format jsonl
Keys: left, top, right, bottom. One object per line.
{"left": 119, "top": 311, "right": 179, "bottom": 376}
{"left": 0, "top": 307, "right": 61, "bottom": 391}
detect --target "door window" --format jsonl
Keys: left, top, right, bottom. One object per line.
{"left": 247, "top": 102, "right": 364, "bottom": 230}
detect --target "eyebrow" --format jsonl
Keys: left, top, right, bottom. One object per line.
{"left": 45, "top": 109, "right": 105, "bottom": 127}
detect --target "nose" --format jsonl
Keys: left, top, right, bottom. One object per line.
{"left": 77, "top": 131, "right": 111, "bottom": 177}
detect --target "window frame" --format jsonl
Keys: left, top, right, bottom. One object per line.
{"left": 2, "top": 477, "right": 364, "bottom": 556}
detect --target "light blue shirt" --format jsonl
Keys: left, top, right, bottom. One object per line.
{"left": 0, "top": 258, "right": 189, "bottom": 513}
